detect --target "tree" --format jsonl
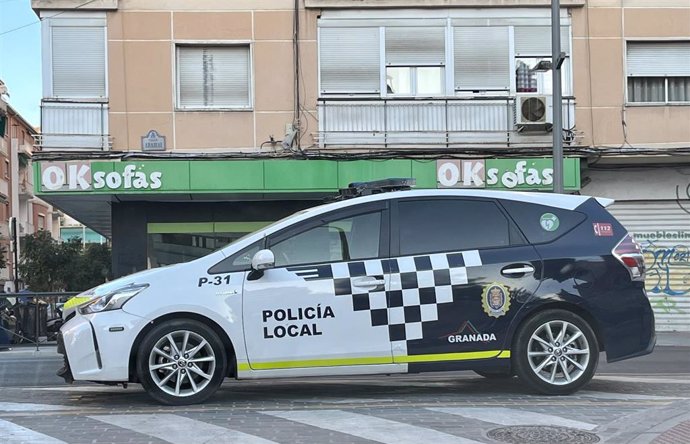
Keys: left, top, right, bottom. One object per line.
{"left": 72, "top": 243, "right": 112, "bottom": 291}
{"left": 18, "top": 232, "right": 111, "bottom": 292}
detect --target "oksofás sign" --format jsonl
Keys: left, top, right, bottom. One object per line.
{"left": 436, "top": 158, "right": 580, "bottom": 190}
{"left": 40, "top": 161, "right": 164, "bottom": 192}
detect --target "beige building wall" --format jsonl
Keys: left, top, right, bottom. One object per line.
{"left": 106, "top": 0, "right": 318, "bottom": 152}
{"left": 571, "top": 0, "right": 690, "bottom": 148}
{"left": 37, "top": 0, "right": 689, "bottom": 152}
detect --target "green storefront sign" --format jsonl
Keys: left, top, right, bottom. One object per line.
{"left": 35, "top": 157, "right": 580, "bottom": 195}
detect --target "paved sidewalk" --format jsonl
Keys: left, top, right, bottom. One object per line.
{"left": 656, "top": 332, "right": 689, "bottom": 347}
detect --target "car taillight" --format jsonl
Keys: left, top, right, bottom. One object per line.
{"left": 613, "top": 234, "right": 646, "bottom": 281}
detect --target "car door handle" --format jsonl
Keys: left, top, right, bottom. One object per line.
{"left": 351, "top": 276, "right": 385, "bottom": 288}
{"left": 501, "top": 265, "right": 535, "bottom": 276}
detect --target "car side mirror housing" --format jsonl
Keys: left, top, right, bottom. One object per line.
{"left": 251, "top": 249, "right": 275, "bottom": 271}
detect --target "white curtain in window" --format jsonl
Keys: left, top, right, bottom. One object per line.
{"left": 51, "top": 26, "right": 105, "bottom": 97}
{"left": 385, "top": 27, "right": 445, "bottom": 66}
{"left": 627, "top": 42, "right": 690, "bottom": 77}
{"left": 669, "top": 77, "right": 690, "bottom": 102}
{"left": 514, "top": 26, "right": 570, "bottom": 56}
{"left": 454, "top": 26, "right": 510, "bottom": 91}
{"left": 178, "top": 46, "right": 250, "bottom": 108}
{"left": 320, "top": 27, "right": 380, "bottom": 94}
{"left": 627, "top": 78, "right": 665, "bottom": 102}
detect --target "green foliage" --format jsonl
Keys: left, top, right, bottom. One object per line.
{"left": 19, "top": 231, "right": 111, "bottom": 292}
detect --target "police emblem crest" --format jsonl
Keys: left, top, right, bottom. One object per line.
{"left": 482, "top": 283, "right": 511, "bottom": 318}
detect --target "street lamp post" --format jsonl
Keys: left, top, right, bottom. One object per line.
{"left": 552, "top": 0, "right": 564, "bottom": 193}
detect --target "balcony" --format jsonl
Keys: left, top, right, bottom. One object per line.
{"left": 35, "top": 100, "right": 112, "bottom": 151}
{"left": 315, "top": 97, "right": 577, "bottom": 149}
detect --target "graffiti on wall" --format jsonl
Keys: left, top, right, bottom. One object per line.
{"left": 635, "top": 233, "right": 690, "bottom": 314}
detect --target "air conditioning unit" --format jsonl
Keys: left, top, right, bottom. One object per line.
{"left": 515, "top": 95, "right": 553, "bottom": 130}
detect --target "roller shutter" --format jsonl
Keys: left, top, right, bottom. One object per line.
{"left": 319, "top": 27, "right": 381, "bottom": 94}
{"left": 608, "top": 200, "right": 690, "bottom": 331}
{"left": 51, "top": 26, "right": 106, "bottom": 97}
{"left": 626, "top": 42, "right": 690, "bottom": 77}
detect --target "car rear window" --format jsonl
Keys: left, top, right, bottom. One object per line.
{"left": 499, "top": 199, "right": 586, "bottom": 244}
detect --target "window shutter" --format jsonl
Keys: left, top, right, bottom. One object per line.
{"left": 454, "top": 27, "right": 510, "bottom": 91}
{"left": 514, "top": 26, "right": 570, "bottom": 56}
{"left": 627, "top": 42, "right": 690, "bottom": 77}
{"left": 178, "top": 46, "right": 250, "bottom": 108}
{"left": 51, "top": 26, "right": 105, "bottom": 97}
{"left": 385, "top": 27, "right": 445, "bottom": 66}
{"left": 320, "top": 27, "right": 380, "bottom": 94}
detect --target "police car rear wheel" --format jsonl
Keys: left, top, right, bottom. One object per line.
{"left": 137, "top": 319, "right": 227, "bottom": 405}
{"left": 514, "top": 310, "right": 598, "bottom": 395}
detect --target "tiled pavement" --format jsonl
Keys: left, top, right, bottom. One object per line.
{"left": 1, "top": 372, "right": 690, "bottom": 443}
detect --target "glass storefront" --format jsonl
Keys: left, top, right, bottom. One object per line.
{"left": 146, "top": 222, "right": 272, "bottom": 267}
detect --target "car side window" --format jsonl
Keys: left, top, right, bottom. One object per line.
{"left": 208, "top": 240, "right": 263, "bottom": 274}
{"left": 499, "top": 199, "right": 586, "bottom": 244}
{"left": 271, "top": 211, "right": 382, "bottom": 267}
{"left": 397, "top": 198, "right": 512, "bottom": 256}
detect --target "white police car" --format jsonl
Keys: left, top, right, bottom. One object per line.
{"left": 58, "top": 179, "right": 654, "bottom": 405}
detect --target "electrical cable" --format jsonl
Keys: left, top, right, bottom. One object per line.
{"left": 0, "top": 0, "right": 100, "bottom": 38}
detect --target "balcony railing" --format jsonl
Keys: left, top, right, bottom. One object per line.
{"left": 315, "top": 96, "right": 577, "bottom": 149}
{"left": 35, "top": 100, "right": 112, "bottom": 151}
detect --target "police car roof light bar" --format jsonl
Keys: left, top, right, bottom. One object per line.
{"left": 338, "top": 178, "right": 416, "bottom": 199}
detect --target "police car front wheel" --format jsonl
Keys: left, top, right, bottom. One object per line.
{"left": 514, "top": 309, "right": 599, "bottom": 395}
{"left": 136, "top": 319, "right": 227, "bottom": 405}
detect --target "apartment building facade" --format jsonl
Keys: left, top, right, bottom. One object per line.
{"left": 1, "top": 87, "right": 58, "bottom": 291}
{"left": 30, "top": 0, "right": 690, "bottom": 329}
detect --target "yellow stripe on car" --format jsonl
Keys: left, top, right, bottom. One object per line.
{"left": 237, "top": 350, "right": 510, "bottom": 371}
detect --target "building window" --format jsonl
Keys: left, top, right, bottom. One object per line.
{"left": 38, "top": 215, "right": 46, "bottom": 231}
{"left": 4, "top": 159, "right": 8, "bottom": 179}
{"left": 47, "top": 18, "right": 106, "bottom": 98}
{"left": 514, "top": 26, "right": 571, "bottom": 96}
{"left": 455, "top": 26, "right": 510, "bottom": 93}
{"left": 176, "top": 46, "right": 251, "bottom": 109}
{"left": 385, "top": 27, "right": 445, "bottom": 96}
{"left": 318, "top": 20, "right": 572, "bottom": 98}
{"left": 319, "top": 27, "right": 381, "bottom": 95}
{"left": 627, "top": 42, "right": 690, "bottom": 104}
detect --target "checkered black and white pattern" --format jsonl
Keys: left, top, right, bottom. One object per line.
{"left": 287, "top": 250, "right": 482, "bottom": 344}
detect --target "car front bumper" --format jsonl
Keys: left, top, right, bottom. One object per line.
{"left": 57, "top": 310, "right": 149, "bottom": 382}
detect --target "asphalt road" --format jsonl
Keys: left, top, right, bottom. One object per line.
{"left": 1, "top": 344, "right": 689, "bottom": 443}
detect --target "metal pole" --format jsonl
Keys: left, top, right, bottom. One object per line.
{"left": 34, "top": 296, "right": 39, "bottom": 351}
{"left": 552, "top": 0, "right": 564, "bottom": 193}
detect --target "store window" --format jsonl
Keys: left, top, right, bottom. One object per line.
{"left": 46, "top": 17, "right": 106, "bottom": 98}
{"left": 626, "top": 42, "right": 690, "bottom": 104}
{"left": 147, "top": 221, "right": 271, "bottom": 268}
{"left": 176, "top": 46, "right": 251, "bottom": 109}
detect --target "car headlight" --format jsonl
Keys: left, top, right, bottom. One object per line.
{"left": 78, "top": 284, "right": 149, "bottom": 315}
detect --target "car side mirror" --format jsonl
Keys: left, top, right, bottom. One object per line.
{"left": 251, "top": 249, "right": 275, "bottom": 271}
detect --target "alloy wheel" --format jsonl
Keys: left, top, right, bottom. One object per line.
{"left": 148, "top": 330, "right": 217, "bottom": 397}
{"left": 527, "top": 320, "right": 590, "bottom": 386}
